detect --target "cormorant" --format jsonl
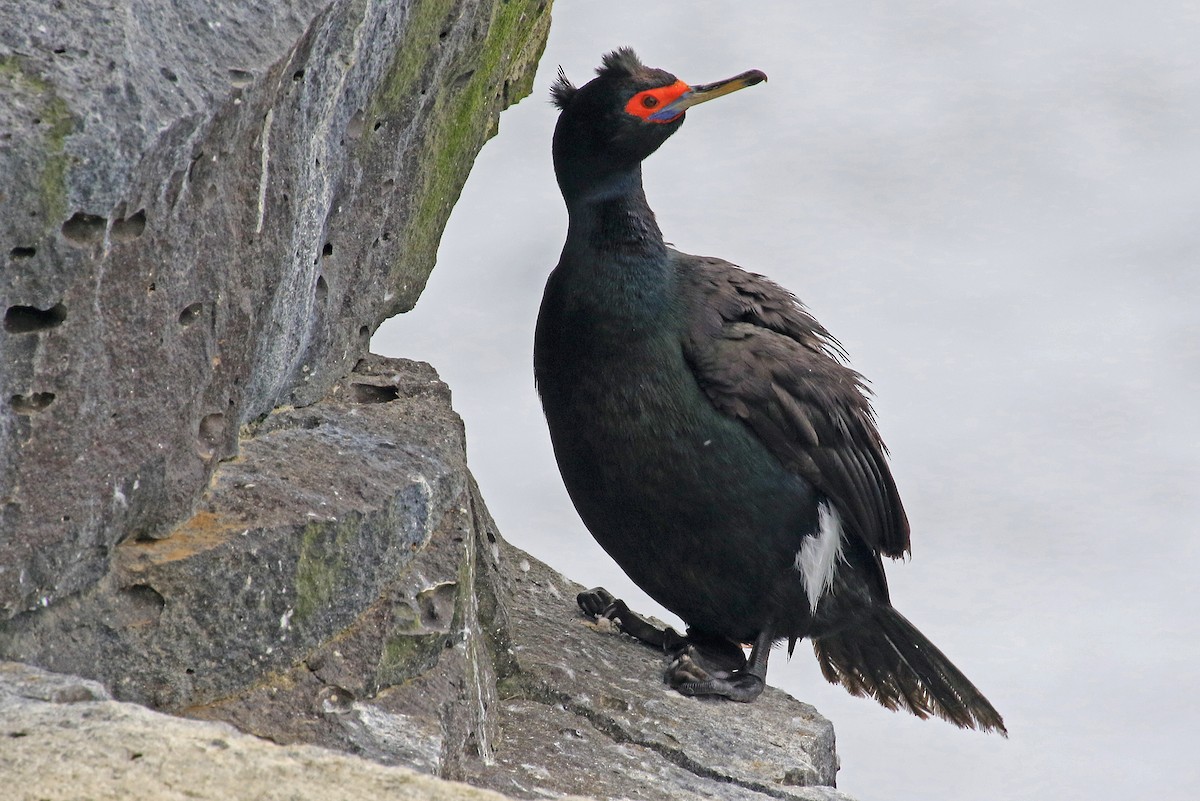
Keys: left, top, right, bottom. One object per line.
{"left": 533, "top": 48, "right": 1004, "bottom": 733}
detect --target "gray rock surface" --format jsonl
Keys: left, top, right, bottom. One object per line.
{"left": 0, "top": 0, "right": 550, "bottom": 618}
{"left": 468, "top": 539, "right": 854, "bottom": 801}
{"left": 0, "top": 357, "right": 482, "bottom": 715}
{"left": 0, "top": 661, "right": 585, "bottom": 801}
{"left": 1, "top": 355, "right": 854, "bottom": 800}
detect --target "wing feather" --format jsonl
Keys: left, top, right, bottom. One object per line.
{"left": 679, "top": 254, "right": 910, "bottom": 558}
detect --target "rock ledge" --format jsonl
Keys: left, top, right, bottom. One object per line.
{"left": 1, "top": 356, "right": 854, "bottom": 800}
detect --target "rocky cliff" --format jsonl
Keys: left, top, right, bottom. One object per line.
{"left": 0, "top": 2, "right": 854, "bottom": 799}
{"left": 0, "top": 0, "right": 547, "bottom": 617}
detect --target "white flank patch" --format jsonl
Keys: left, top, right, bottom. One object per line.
{"left": 794, "top": 501, "right": 845, "bottom": 611}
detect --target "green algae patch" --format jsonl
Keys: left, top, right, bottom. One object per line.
{"left": 377, "top": 631, "right": 452, "bottom": 686}
{"left": 0, "top": 53, "right": 77, "bottom": 233}
{"left": 366, "top": 0, "right": 553, "bottom": 319}
{"left": 294, "top": 518, "right": 357, "bottom": 624}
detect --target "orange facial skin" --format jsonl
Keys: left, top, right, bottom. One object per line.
{"left": 624, "top": 80, "right": 691, "bottom": 122}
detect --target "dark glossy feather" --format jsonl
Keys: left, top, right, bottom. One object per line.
{"left": 679, "top": 253, "right": 910, "bottom": 558}
{"left": 814, "top": 606, "right": 1008, "bottom": 735}
{"left": 550, "top": 67, "right": 578, "bottom": 110}
{"left": 540, "top": 49, "right": 1004, "bottom": 731}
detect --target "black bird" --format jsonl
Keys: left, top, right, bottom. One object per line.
{"left": 534, "top": 48, "right": 1005, "bottom": 734}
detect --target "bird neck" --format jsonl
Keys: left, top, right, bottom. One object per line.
{"left": 551, "top": 167, "right": 677, "bottom": 333}
{"left": 562, "top": 166, "right": 668, "bottom": 263}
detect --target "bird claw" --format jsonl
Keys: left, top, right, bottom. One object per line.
{"left": 668, "top": 646, "right": 765, "bottom": 703}
{"left": 577, "top": 587, "right": 620, "bottom": 619}
{"left": 576, "top": 587, "right": 687, "bottom": 652}
{"left": 578, "top": 589, "right": 763, "bottom": 701}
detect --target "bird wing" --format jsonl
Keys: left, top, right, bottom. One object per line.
{"left": 679, "top": 254, "right": 910, "bottom": 558}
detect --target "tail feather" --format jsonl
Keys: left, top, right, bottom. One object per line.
{"left": 813, "top": 606, "right": 1007, "bottom": 735}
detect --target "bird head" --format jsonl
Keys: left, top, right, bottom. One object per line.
{"left": 550, "top": 48, "right": 766, "bottom": 204}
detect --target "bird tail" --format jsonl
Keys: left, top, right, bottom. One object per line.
{"left": 812, "top": 605, "right": 1007, "bottom": 735}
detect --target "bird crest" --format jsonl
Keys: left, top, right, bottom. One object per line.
{"left": 550, "top": 48, "right": 646, "bottom": 110}
{"left": 549, "top": 66, "right": 577, "bottom": 109}
{"left": 597, "top": 47, "right": 644, "bottom": 78}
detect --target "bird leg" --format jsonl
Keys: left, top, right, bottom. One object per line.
{"left": 668, "top": 628, "right": 772, "bottom": 702}
{"left": 577, "top": 587, "right": 688, "bottom": 652}
{"left": 577, "top": 587, "right": 770, "bottom": 702}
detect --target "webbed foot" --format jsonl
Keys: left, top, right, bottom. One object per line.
{"left": 667, "top": 645, "right": 765, "bottom": 702}
{"left": 577, "top": 588, "right": 774, "bottom": 703}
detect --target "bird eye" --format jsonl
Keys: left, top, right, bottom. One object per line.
{"left": 624, "top": 81, "right": 689, "bottom": 121}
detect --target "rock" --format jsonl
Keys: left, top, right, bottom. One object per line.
{"left": 468, "top": 534, "right": 855, "bottom": 801}
{"left": 0, "top": 356, "right": 855, "bottom": 799}
{"left": 0, "top": 357, "right": 484, "bottom": 714}
{"left": 0, "top": 0, "right": 551, "bottom": 618}
{"left": 1, "top": 2, "right": 860, "bottom": 797}
{"left": 0, "top": 661, "right": 588, "bottom": 801}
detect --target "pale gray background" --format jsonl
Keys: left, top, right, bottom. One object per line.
{"left": 375, "top": 3, "right": 1200, "bottom": 799}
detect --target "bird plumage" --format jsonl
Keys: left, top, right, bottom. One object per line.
{"left": 535, "top": 48, "right": 1004, "bottom": 734}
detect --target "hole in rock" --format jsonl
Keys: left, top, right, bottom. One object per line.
{"left": 119, "top": 584, "right": 165, "bottom": 626}
{"left": 11, "top": 392, "right": 56, "bottom": 414}
{"left": 346, "top": 110, "right": 365, "bottom": 141}
{"left": 351, "top": 383, "right": 398, "bottom": 404}
{"left": 10, "top": 246, "right": 36, "bottom": 258}
{"left": 5, "top": 303, "right": 67, "bottom": 333}
{"left": 160, "top": 67, "right": 178, "bottom": 83}
{"left": 292, "top": 69, "right": 305, "bottom": 81}
{"left": 61, "top": 212, "right": 107, "bottom": 245}
{"left": 228, "top": 69, "right": 253, "bottom": 87}
{"left": 111, "top": 210, "right": 146, "bottom": 242}
{"left": 315, "top": 275, "right": 328, "bottom": 301}
{"left": 417, "top": 582, "right": 459, "bottom": 627}
{"left": 322, "top": 242, "right": 333, "bottom": 258}
{"left": 188, "top": 152, "right": 203, "bottom": 183}
{"left": 196, "top": 413, "right": 225, "bottom": 459}
{"left": 316, "top": 685, "right": 355, "bottom": 715}
{"left": 178, "top": 302, "right": 203, "bottom": 326}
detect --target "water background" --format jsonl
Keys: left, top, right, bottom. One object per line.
{"left": 376, "top": 3, "right": 1200, "bottom": 798}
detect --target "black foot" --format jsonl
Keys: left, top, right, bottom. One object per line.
{"left": 577, "top": 587, "right": 686, "bottom": 652}
{"left": 667, "top": 645, "right": 765, "bottom": 702}
{"left": 578, "top": 588, "right": 773, "bottom": 703}
{"left": 577, "top": 586, "right": 619, "bottom": 617}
